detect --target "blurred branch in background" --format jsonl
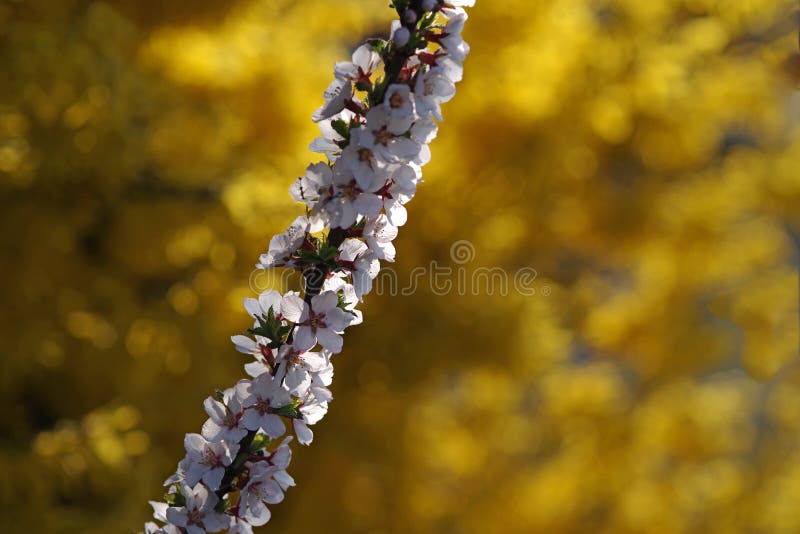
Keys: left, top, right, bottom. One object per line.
{"left": 1, "top": 0, "right": 799, "bottom": 532}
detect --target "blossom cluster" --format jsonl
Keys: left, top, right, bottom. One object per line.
{"left": 145, "top": 1, "right": 473, "bottom": 532}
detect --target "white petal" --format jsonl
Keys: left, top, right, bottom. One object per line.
{"left": 203, "top": 467, "right": 225, "bottom": 491}
{"left": 243, "top": 298, "right": 262, "bottom": 319}
{"left": 293, "top": 420, "right": 314, "bottom": 445}
{"left": 316, "top": 328, "right": 343, "bottom": 354}
{"left": 258, "top": 290, "right": 282, "bottom": 315}
{"left": 280, "top": 294, "right": 307, "bottom": 323}
{"left": 293, "top": 326, "right": 317, "bottom": 352}
{"left": 262, "top": 414, "right": 286, "bottom": 439}
{"left": 231, "top": 335, "right": 258, "bottom": 354}
{"left": 311, "top": 291, "right": 339, "bottom": 314}
{"left": 353, "top": 193, "right": 383, "bottom": 216}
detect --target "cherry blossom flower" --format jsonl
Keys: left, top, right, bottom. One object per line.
{"left": 290, "top": 162, "right": 333, "bottom": 209}
{"left": 309, "top": 109, "right": 356, "bottom": 161}
{"left": 273, "top": 344, "right": 334, "bottom": 396}
{"left": 323, "top": 275, "right": 363, "bottom": 326}
{"left": 257, "top": 217, "right": 308, "bottom": 270}
{"left": 364, "top": 214, "right": 399, "bottom": 261}
{"left": 320, "top": 163, "right": 383, "bottom": 228}
{"left": 201, "top": 382, "right": 250, "bottom": 442}
{"left": 440, "top": 11, "right": 471, "bottom": 61}
{"left": 338, "top": 238, "right": 381, "bottom": 300}
{"left": 339, "top": 132, "right": 387, "bottom": 191}
{"left": 239, "top": 462, "right": 285, "bottom": 526}
{"left": 378, "top": 164, "right": 420, "bottom": 227}
{"left": 182, "top": 434, "right": 239, "bottom": 491}
{"left": 312, "top": 78, "right": 353, "bottom": 123}
{"left": 241, "top": 372, "right": 291, "bottom": 439}
{"left": 267, "top": 436, "right": 296, "bottom": 490}
{"left": 414, "top": 67, "right": 456, "bottom": 121}
{"left": 363, "top": 106, "right": 420, "bottom": 164}
{"left": 165, "top": 483, "right": 229, "bottom": 534}
{"left": 292, "top": 392, "right": 330, "bottom": 445}
{"left": 281, "top": 291, "right": 352, "bottom": 353}
{"left": 384, "top": 84, "right": 416, "bottom": 121}
{"left": 334, "top": 44, "right": 381, "bottom": 84}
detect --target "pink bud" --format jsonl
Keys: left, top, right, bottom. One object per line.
{"left": 393, "top": 26, "right": 411, "bottom": 47}
{"left": 421, "top": 0, "right": 437, "bottom": 11}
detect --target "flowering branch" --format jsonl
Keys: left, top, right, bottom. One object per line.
{"left": 144, "top": 1, "right": 474, "bottom": 532}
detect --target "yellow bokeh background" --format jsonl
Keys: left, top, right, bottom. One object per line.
{"left": 1, "top": 0, "right": 799, "bottom": 532}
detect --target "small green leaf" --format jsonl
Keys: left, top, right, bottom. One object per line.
{"left": 165, "top": 490, "right": 185, "bottom": 507}
{"left": 331, "top": 119, "right": 350, "bottom": 140}
{"left": 276, "top": 402, "right": 302, "bottom": 419}
{"left": 250, "top": 433, "right": 270, "bottom": 451}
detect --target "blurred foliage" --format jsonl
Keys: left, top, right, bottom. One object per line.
{"left": 1, "top": 0, "right": 799, "bottom": 532}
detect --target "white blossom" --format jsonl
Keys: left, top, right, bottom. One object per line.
{"left": 268, "top": 436, "right": 297, "bottom": 490}
{"left": 312, "top": 77, "right": 353, "bottom": 123}
{"left": 323, "top": 275, "right": 363, "bottom": 325}
{"left": 364, "top": 214, "right": 399, "bottom": 261}
{"left": 257, "top": 217, "right": 308, "bottom": 270}
{"left": 334, "top": 44, "right": 381, "bottom": 84}
{"left": 274, "top": 344, "right": 333, "bottom": 396}
{"left": 292, "top": 392, "right": 330, "bottom": 445}
{"left": 241, "top": 372, "right": 291, "bottom": 438}
{"left": 338, "top": 238, "right": 381, "bottom": 300}
{"left": 290, "top": 162, "right": 333, "bottom": 209}
{"left": 414, "top": 67, "right": 456, "bottom": 121}
{"left": 226, "top": 518, "right": 254, "bottom": 534}
{"left": 339, "top": 131, "right": 387, "bottom": 191}
{"left": 201, "top": 382, "right": 250, "bottom": 442}
{"left": 384, "top": 83, "right": 416, "bottom": 122}
{"left": 281, "top": 291, "right": 352, "bottom": 353}
{"left": 440, "top": 11, "right": 471, "bottom": 61}
{"left": 309, "top": 109, "right": 356, "bottom": 161}
{"left": 165, "top": 483, "right": 229, "bottom": 534}
{"left": 380, "top": 164, "right": 420, "bottom": 227}
{"left": 320, "top": 163, "right": 383, "bottom": 228}
{"left": 182, "top": 434, "right": 239, "bottom": 491}
{"left": 363, "top": 106, "right": 419, "bottom": 163}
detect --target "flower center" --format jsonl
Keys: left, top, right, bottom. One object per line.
{"left": 202, "top": 447, "right": 221, "bottom": 467}
{"left": 358, "top": 148, "right": 373, "bottom": 164}
{"left": 223, "top": 411, "right": 239, "bottom": 429}
{"left": 187, "top": 508, "right": 203, "bottom": 525}
{"left": 256, "top": 397, "right": 271, "bottom": 415}
{"left": 374, "top": 126, "right": 394, "bottom": 146}
{"left": 341, "top": 180, "right": 361, "bottom": 200}
{"left": 389, "top": 92, "right": 405, "bottom": 109}
{"left": 287, "top": 350, "right": 305, "bottom": 366}
{"left": 424, "top": 78, "right": 436, "bottom": 96}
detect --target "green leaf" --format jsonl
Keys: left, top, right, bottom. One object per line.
{"left": 331, "top": 119, "right": 350, "bottom": 140}
{"left": 165, "top": 489, "right": 185, "bottom": 507}
{"left": 250, "top": 433, "right": 270, "bottom": 451}
{"left": 276, "top": 402, "right": 302, "bottom": 419}
{"left": 367, "top": 38, "right": 390, "bottom": 55}
{"left": 319, "top": 243, "right": 339, "bottom": 261}
{"left": 297, "top": 250, "right": 322, "bottom": 264}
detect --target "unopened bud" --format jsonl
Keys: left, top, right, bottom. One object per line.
{"left": 421, "top": 0, "right": 437, "bottom": 11}
{"left": 404, "top": 9, "right": 418, "bottom": 24}
{"left": 393, "top": 26, "right": 411, "bottom": 47}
